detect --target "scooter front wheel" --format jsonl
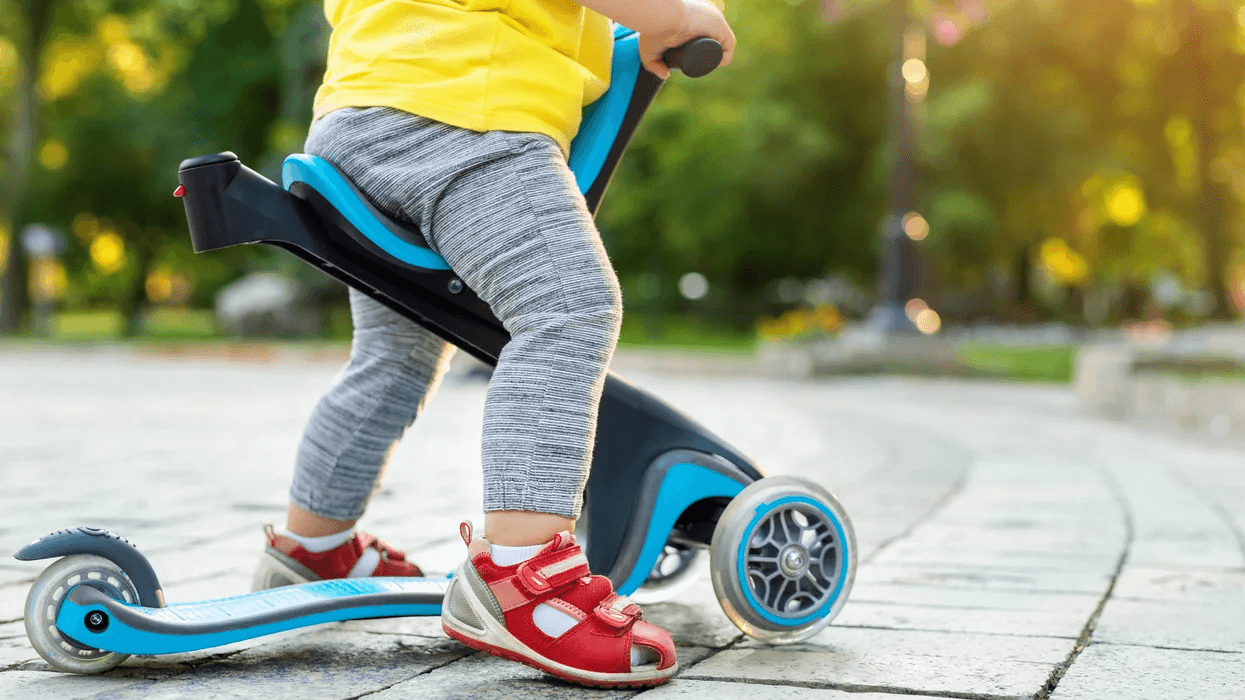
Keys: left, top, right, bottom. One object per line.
{"left": 24, "top": 555, "right": 137, "bottom": 674}
{"left": 709, "top": 475, "right": 856, "bottom": 643}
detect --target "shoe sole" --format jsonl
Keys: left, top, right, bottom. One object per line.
{"left": 251, "top": 550, "right": 318, "bottom": 592}
{"left": 440, "top": 566, "right": 677, "bottom": 688}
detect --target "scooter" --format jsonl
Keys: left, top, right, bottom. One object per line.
{"left": 15, "top": 31, "right": 856, "bottom": 675}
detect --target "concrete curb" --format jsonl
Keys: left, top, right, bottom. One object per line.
{"left": 1076, "top": 343, "right": 1245, "bottom": 439}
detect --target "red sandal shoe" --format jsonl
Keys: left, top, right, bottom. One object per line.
{"left": 441, "top": 521, "right": 677, "bottom": 688}
{"left": 252, "top": 524, "right": 423, "bottom": 591}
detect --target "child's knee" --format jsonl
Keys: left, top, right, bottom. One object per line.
{"left": 570, "top": 274, "right": 623, "bottom": 341}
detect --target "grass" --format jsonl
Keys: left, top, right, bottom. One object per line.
{"left": 49, "top": 308, "right": 220, "bottom": 341}
{"left": 953, "top": 343, "right": 1077, "bottom": 383}
{"left": 27, "top": 309, "right": 760, "bottom": 351}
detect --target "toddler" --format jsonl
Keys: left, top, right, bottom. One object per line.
{"left": 252, "top": 0, "right": 734, "bottom": 686}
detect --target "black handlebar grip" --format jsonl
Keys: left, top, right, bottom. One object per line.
{"left": 661, "top": 38, "right": 723, "bottom": 79}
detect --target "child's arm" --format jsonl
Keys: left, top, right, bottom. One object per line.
{"left": 577, "top": 0, "right": 735, "bottom": 79}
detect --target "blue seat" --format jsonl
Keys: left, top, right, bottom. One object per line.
{"left": 281, "top": 26, "right": 643, "bottom": 272}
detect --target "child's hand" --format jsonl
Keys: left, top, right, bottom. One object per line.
{"left": 638, "top": 0, "right": 735, "bottom": 80}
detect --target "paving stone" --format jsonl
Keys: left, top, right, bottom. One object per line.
{"left": 80, "top": 628, "right": 471, "bottom": 699}
{"left": 1103, "top": 461, "right": 1245, "bottom": 569}
{"left": 159, "top": 568, "right": 254, "bottom": 603}
{"left": 0, "top": 670, "right": 153, "bottom": 699}
{"left": 0, "top": 635, "right": 38, "bottom": 669}
{"left": 0, "top": 582, "right": 27, "bottom": 623}
{"left": 643, "top": 579, "right": 745, "bottom": 649}
{"left": 636, "top": 679, "right": 946, "bottom": 699}
{"left": 364, "top": 646, "right": 715, "bottom": 699}
{"left": 1111, "top": 565, "right": 1245, "bottom": 604}
{"left": 832, "top": 598, "right": 1094, "bottom": 638}
{"left": 1093, "top": 598, "right": 1245, "bottom": 652}
{"left": 872, "top": 543, "right": 1119, "bottom": 570}
{"left": 681, "top": 646, "right": 1056, "bottom": 699}
{"left": 1126, "top": 537, "right": 1245, "bottom": 568}
{"left": 5, "top": 351, "right": 1245, "bottom": 698}
{"left": 0, "top": 567, "right": 34, "bottom": 589}
{"left": 853, "top": 562, "right": 1115, "bottom": 595}
{"left": 848, "top": 582, "right": 1100, "bottom": 611}
{"left": 340, "top": 615, "right": 447, "bottom": 638}
{"left": 737, "top": 626, "right": 1072, "bottom": 664}
{"left": 891, "top": 523, "right": 1120, "bottom": 553}
{"left": 1049, "top": 643, "right": 1245, "bottom": 700}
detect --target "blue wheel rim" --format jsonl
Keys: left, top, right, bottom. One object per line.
{"left": 735, "top": 495, "right": 848, "bottom": 627}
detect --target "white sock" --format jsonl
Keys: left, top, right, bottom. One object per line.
{"left": 282, "top": 528, "right": 379, "bottom": 577}
{"left": 489, "top": 543, "right": 660, "bottom": 668}
{"left": 489, "top": 543, "right": 545, "bottom": 566}
{"left": 282, "top": 528, "right": 354, "bottom": 552}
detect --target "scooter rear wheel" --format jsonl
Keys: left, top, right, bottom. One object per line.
{"left": 24, "top": 555, "right": 136, "bottom": 674}
{"left": 631, "top": 541, "right": 704, "bottom": 604}
{"left": 709, "top": 475, "right": 856, "bottom": 643}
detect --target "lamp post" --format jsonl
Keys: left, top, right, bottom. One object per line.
{"left": 866, "top": 0, "right": 921, "bottom": 332}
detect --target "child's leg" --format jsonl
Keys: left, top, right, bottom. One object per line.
{"left": 289, "top": 288, "right": 456, "bottom": 530}
{"left": 307, "top": 107, "right": 620, "bottom": 531}
{"left": 438, "top": 142, "right": 621, "bottom": 531}
{"left": 255, "top": 287, "right": 453, "bottom": 588}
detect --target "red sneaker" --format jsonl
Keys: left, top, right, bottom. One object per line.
{"left": 252, "top": 524, "right": 423, "bottom": 591}
{"left": 441, "top": 522, "right": 677, "bottom": 688}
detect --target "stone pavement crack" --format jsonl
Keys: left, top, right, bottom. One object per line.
{"left": 829, "top": 622, "right": 1076, "bottom": 641}
{"left": 846, "top": 600, "right": 1084, "bottom": 612}
{"left": 1034, "top": 466, "right": 1135, "bottom": 700}
{"left": 1094, "top": 641, "right": 1244, "bottom": 655}
{"left": 862, "top": 450, "right": 972, "bottom": 567}
{"left": 675, "top": 674, "right": 1022, "bottom": 700}
{"left": 343, "top": 650, "right": 483, "bottom": 700}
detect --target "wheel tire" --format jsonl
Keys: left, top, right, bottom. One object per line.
{"left": 630, "top": 542, "right": 705, "bottom": 604}
{"left": 24, "top": 555, "right": 136, "bottom": 674}
{"left": 709, "top": 475, "right": 856, "bottom": 643}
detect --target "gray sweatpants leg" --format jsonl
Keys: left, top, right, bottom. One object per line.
{"left": 289, "top": 107, "right": 622, "bottom": 521}
{"left": 290, "top": 289, "right": 455, "bottom": 520}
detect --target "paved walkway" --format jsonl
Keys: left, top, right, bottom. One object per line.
{"left": 0, "top": 346, "right": 1242, "bottom": 699}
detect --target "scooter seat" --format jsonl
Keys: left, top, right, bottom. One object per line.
{"left": 281, "top": 154, "right": 452, "bottom": 271}
{"left": 279, "top": 25, "right": 645, "bottom": 270}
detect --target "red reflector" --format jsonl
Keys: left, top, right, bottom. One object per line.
{"left": 173, "top": 185, "right": 185, "bottom": 197}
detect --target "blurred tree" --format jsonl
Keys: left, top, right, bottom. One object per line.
{"left": 924, "top": 0, "right": 1245, "bottom": 324}
{"left": 0, "top": 0, "right": 55, "bottom": 335}
{"left": 600, "top": 0, "right": 890, "bottom": 329}
{"left": 0, "top": 0, "right": 323, "bottom": 335}
{"left": 3, "top": 0, "right": 1244, "bottom": 338}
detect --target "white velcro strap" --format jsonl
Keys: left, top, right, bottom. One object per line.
{"left": 538, "top": 553, "right": 589, "bottom": 579}
{"left": 608, "top": 595, "right": 634, "bottom": 613}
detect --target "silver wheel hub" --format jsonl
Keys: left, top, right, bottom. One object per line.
{"left": 779, "top": 545, "right": 809, "bottom": 577}
{"left": 743, "top": 504, "right": 842, "bottom": 619}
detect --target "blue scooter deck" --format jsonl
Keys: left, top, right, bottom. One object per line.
{"left": 55, "top": 577, "right": 447, "bottom": 655}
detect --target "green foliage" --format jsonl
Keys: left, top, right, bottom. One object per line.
{"left": 599, "top": 1, "right": 890, "bottom": 326}
{"left": 4, "top": 0, "right": 1245, "bottom": 338}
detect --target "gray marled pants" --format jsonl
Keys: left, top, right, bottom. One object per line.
{"left": 289, "top": 107, "right": 622, "bottom": 521}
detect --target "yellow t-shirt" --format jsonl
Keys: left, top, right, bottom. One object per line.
{"left": 314, "top": 0, "right": 613, "bottom": 156}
